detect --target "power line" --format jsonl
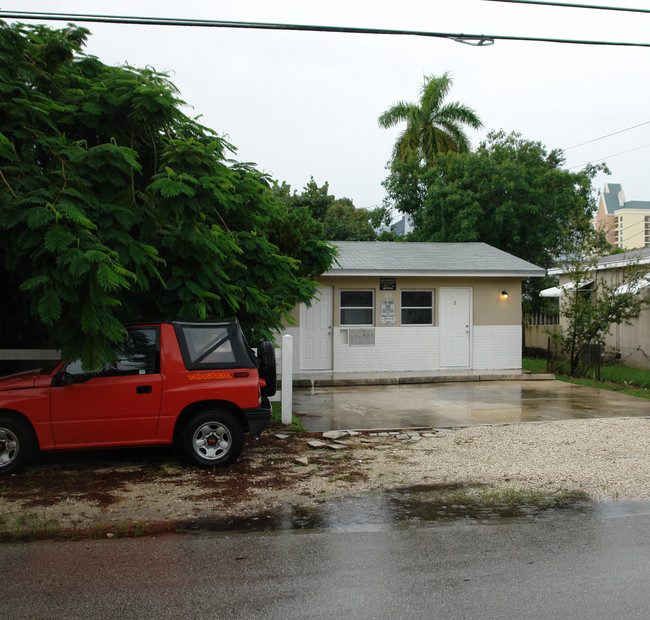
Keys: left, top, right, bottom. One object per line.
{"left": 568, "top": 142, "right": 650, "bottom": 169}
{"left": 3, "top": 10, "right": 650, "bottom": 48}
{"left": 485, "top": 1, "right": 650, "bottom": 14}
{"left": 564, "top": 121, "right": 650, "bottom": 150}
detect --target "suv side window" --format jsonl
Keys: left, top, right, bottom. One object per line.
{"left": 174, "top": 322, "right": 257, "bottom": 370}
{"left": 182, "top": 326, "right": 236, "bottom": 366}
{"left": 113, "top": 328, "right": 160, "bottom": 375}
{"left": 65, "top": 328, "right": 160, "bottom": 378}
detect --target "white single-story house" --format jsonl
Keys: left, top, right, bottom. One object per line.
{"left": 278, "top": 242, "right": 545, "bottom": 374}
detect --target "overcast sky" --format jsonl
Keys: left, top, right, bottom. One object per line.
{"left": 6, "top": 1, "right": 650, "bottom": 213}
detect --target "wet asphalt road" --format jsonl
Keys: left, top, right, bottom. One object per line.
{"left": 293, "top": 380, "right": 650, "bottom": 431}
{"left": 1, "top": 502, "right": 649, "bottom": 619}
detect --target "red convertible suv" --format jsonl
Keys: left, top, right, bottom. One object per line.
{"left": 0, "top": 319, "right": 276, "bottom": 474}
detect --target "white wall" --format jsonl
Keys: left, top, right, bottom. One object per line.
{"left": 277, "top": 324, "right": 523, "bottom": 373}
{"left": 472, "top": 325, "right": 522, "bottom": 370}
{"left": 333, "top": 326, "right": 440, "bottom": 373}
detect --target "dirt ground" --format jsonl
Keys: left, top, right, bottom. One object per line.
{"left": 1, "top": 417, "right": 648, "bottom": 540}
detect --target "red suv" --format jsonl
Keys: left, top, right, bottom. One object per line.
{"left": 0, "top": 319, "right": 276, "bottom": 474}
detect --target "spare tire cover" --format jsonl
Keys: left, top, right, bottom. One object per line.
{"left": 257, "top": 340, "right": 277, "bottom": 397}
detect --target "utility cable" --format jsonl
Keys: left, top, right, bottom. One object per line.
{"left": 485, "top": 1, "right": 650, "bottom": 15}
{"left": 3, "top": 10, "right": 650, "bottom": 47}
{"left": 564, "top": 121, "right": 650, "bottom": 150}
{"left": 568, "top": 142, "right": 650, "bottom": 169}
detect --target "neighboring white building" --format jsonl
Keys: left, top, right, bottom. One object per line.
{"left": 374, "top": 214, "right": 414, "bottom": 236}
{"left": 543, "top": 247, "right": 650, "bottom": 369}
{"left": 278, "top": 241, "right": 544, "bottom": 374}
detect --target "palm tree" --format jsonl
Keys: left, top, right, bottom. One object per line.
{"left": 378, "top": 72, "right": 483, "bottom": 167}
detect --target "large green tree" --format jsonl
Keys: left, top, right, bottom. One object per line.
{"left": 385, "top": 131, "right": 604, "bottom": 270}
{"left": 322, "top": 198, "right": 376, "bottom": 241}
{"left": 273, "top": 177, "right": 377, "bottom": 241}
{"left": 378, "top": 72, "right": 483, "bottom": 167}
{"left": 0, "top": 21, "right": 335, "bottom": 368}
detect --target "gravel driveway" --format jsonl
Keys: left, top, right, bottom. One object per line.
{"left": 1, "top": 416, "right": 648, "bottom": 538}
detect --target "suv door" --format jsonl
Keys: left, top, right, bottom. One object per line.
{"left": 50, "top": 327, "right": 163, "bottom": 448}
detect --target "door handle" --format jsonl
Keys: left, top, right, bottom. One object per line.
{"left": 137, "top": 385, "right": 152, "bottom": 394}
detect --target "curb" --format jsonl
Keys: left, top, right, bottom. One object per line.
{"left": 282, "top": 373, "right": 555, "bottom": 389}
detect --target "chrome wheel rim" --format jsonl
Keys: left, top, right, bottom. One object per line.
{"left": 192, "top": 422, "right": 231, "bottom": 461}
{"left": 0, "top": 427, "right": 19, "bottom": 468}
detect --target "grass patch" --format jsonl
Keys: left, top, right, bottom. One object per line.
{"left": 392, "top": 483, "right": 591, "bottom": 521}
{"left": 269, "top": 400, "right": 304, "bottom": 432}
{"left": 523, "top": 357, "right": 650, "bottom": 400}
{"left": 0, "top": 512, "right": 65, "bottom": 542}
{"left": 471, "top": 486, "right": 588, "bottom": 509}
{"left": 0, "top": 514, "right": 179, "bottom": 543}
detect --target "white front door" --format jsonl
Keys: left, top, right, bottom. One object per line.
{"left": 439, "top": 287, "right": 471, "bottom": 368}
{"left": 300, "top": 286, "right": 333, "bottom": 370}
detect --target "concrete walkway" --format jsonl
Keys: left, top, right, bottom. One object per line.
{"left": 291, "top": 376, "right": 650, "bottom": 432}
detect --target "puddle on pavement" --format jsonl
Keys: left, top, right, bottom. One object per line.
{"left": 179, "top": 484, "right": 602, "bottom": 534}
{"left": 292, "top": 382, "right": 650, "bottom": 432}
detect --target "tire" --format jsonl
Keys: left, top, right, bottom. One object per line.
{"left": 0, "top": 415, "right": 36, "bottom": 475}
{"left": 181, "top": 410, "right": 243, "bottom": 468}
{"left": 257, "top": 340, "right": 277, "bottom": 397}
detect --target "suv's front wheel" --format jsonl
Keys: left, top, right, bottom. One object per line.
{"left": 181, "top": 410, "right": 243, "bottom": 468}
{"left": 0, "top": 415, "right": 36, "bottom": 475}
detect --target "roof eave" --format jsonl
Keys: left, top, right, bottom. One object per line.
{"left": 322, "top": 269, "right": 545, "bottom": 278}
{"left": 548, "top": 255, "right": 650, "bottom": 275}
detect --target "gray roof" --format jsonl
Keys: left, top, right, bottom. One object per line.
{"left": 596, "top": 247, "right": 650, "bottom": 269}
{"left": 602, "top": 183, "right": 623, "bottom": 215}
{"left": 602, "top": 183, "right": 650, "bottom": 214}
{"left": 547, "top": 247, "right": 650, "bottom": 276}
{"left": 623, "top": 200, "right": 650, "bottom": 210}
{"left": 326, "top": 242, "right": 545, "bottom": 277}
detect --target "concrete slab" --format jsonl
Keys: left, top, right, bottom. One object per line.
{"left": 292, "top": 380, "right": 650, "bottom": 432}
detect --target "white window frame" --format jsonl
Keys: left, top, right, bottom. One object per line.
{"left": 340, "top": 290, "right": 374, "bottom": 326}
{"left": 401, "top": 290, "right": 434, "bottom": 325}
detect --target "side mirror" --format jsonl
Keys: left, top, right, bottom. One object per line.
{"left": 56, "top": 371, "right": 91, "bottom": 386}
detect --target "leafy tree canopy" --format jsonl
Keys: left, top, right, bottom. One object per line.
{"left": 0, "top": 21, "right": 335, "bottom": 368}
{"left": 323, "top": 198, "right": 376, "bottom": 241}
{"left": 385, "top": 130, "right": 605, "bottom": 270}
{"left": 273, "top": 177, "right": 377, "bottom": 241}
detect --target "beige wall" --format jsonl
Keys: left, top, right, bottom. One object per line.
{"left": 616, "top": 209, "right": 649, "bottom": 250}
{"left": 524, "top": 324, "right": 561, "bottom": 350}
{"left": 595, "top": 210, "right": 618, "bottom": 247}
{"left": 285, "top": 276, "right": 524, "bottom": 328}
{"left": 594, "top": 197, "right": 650, "bottom": 250}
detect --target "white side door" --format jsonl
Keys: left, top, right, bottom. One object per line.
{"left": 439, "top": 287, "right": 472, "bottom": 368}
{"left": 300, "top": 286, "right": 333, "bottom": 370}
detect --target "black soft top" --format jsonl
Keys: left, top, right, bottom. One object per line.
{"left": 169, "top": 319, "right": 258, "bottom": 371}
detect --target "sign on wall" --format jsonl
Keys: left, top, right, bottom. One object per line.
{"left": 381, "top": 299, "right": 396, "bottom": 326}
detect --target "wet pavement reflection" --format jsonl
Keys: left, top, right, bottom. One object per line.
{"left": 292, "top": 380, "right": 650, "bottom": 431}
{"left": 180, "top": 485, "right": 650, "bottom": 535}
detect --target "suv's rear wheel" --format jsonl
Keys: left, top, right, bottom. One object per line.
{"left": 0, "top": 415, "right": 36, "bottom": 475}
{"left": 257, "top": 340, "right": 277, "bottom": 397}
{"left": 181, "top": 410, "right": 243, "bottom": 468}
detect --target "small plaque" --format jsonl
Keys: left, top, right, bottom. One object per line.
{"left": 380, "top": 278, "right": 396, "bottom": 290}
{"left": 380, "top": 299, "right": 396, "bottom": 326}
